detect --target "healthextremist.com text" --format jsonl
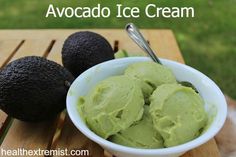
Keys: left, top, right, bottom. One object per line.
{"left": 45, "top": 4, "right": 194, "bottom": 18}
{"left": 0, "top": 148, "right": 89, "bottom": 156}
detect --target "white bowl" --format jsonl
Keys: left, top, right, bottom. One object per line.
{"left": 66, "top": 57, "right": 227, "bottom": 157}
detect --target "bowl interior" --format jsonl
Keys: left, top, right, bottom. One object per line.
{"left": 66, "top": 57, "right": 227, "bottom": 155}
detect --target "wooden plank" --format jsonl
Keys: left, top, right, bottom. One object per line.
{"left": 94, "top": 29, "right": 146, "bottom": 56}
{"left": 52, "top": 116, "right": 104, "bottom": 157}
{"left": 0, "top": 29, "right": 169, "bottom": 40}
{"left": 0, "top": 29, "right": 164, "bottom": 57}
{"left": 182, "top": 139, "right": 220, "bottom": 157}
{"left": 9, "top": 39, "right": 52, "bottom": 61}
{"left": 147, "top": 30, "right": 184, "bottom": 63}
{"left": 0, "top": 39, "right": 23, "bottom": 68}
{"left": 0, "top": 111, "right": 7, "bottom": 129}
{"left": 47, "top": 39, "right": 64, "bottom": 64}
{"left": 111, "top": 30, "right": 146, "bottom": 56}
{"left": 47, "top": 39, "right": 105, "bottom": 156}
{"left": 1, "top": 119, "right": 56, "bottom": 148}
{"left": 216, "top": 95, "right": 236, "bottom": 157}
{"left": 0, "top": 40, "right": 24, "bottom": 139}
{"left": 0, "top": 39, "right": 57, "bottom": 157}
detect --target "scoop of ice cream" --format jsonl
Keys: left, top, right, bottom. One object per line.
{"left": 110, "top": 105, "right": 164, "bottom": 148}
{"left": 126, "top": 77, "right": 153, "bottom": 104}
{"left": 78, "top": 75, "right": 144, "bottom": 139}
{"left": 150, "top": 84, "right": 207, "bottom": 147}
{"left": 124, "top": 61, "right": 177, "bottom": 102}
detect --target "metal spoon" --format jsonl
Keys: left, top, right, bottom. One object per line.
{"left": 125, "top": 23, "right": 198, "bottom": 92}
{"left": 125, "top": 23, "right": 162, "bottom": 64}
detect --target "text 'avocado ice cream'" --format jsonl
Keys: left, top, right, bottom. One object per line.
{"left": 150, "top": 84, "right": 207, "bottom": 147}
{"left": 78, "top": 75, "right": 144, "bottom": 139}
{"left": 78, "top": 61, "right": 208, "bottom": 148}
{"left": 124, "top": 61, "right": 177, "bottom": 102}
{"left": 110, "top": 106, "right": 164, "bottom": 148}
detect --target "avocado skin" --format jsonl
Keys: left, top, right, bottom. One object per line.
{"left": 0, "top": 56, "right": 74, "bottom": 122}
{"left": 62, "top": 31, "right": 114, "bottom": 77}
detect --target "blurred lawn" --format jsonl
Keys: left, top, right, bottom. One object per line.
{"left": 0, "top": 0, "right": 236, "bottom": 98}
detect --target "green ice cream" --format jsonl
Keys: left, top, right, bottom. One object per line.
{"left": 110, "top": 106, "right": 164, "bottom": 148}
{"left": 78, "top": 61, "right": 208, "bottom": 148}
{"left": 125, "top": 62, "right": 177, "bottom": 102}
{"left": 150, "top": 84, "right": 207, "bottom": 147}
{"left": 79, "top": 75, "right": 144, "bottom": 139}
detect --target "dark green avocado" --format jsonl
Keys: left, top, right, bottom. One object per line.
{"left": 0, "top": 56, "right": 74, "bottom": 122}
{"left": 62, "top": 31, "right": 114, "bottom": 77}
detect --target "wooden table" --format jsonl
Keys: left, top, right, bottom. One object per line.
{"left": 0, "top": 29, "right": 221, "bottom": 157}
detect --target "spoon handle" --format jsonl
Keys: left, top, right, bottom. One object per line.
{"left": 125, "top": 23, "right": 162, "bottom": 64}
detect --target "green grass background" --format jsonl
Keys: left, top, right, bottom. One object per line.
{"left": 0, "top": 0, "right": 236, "bottom": 98}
